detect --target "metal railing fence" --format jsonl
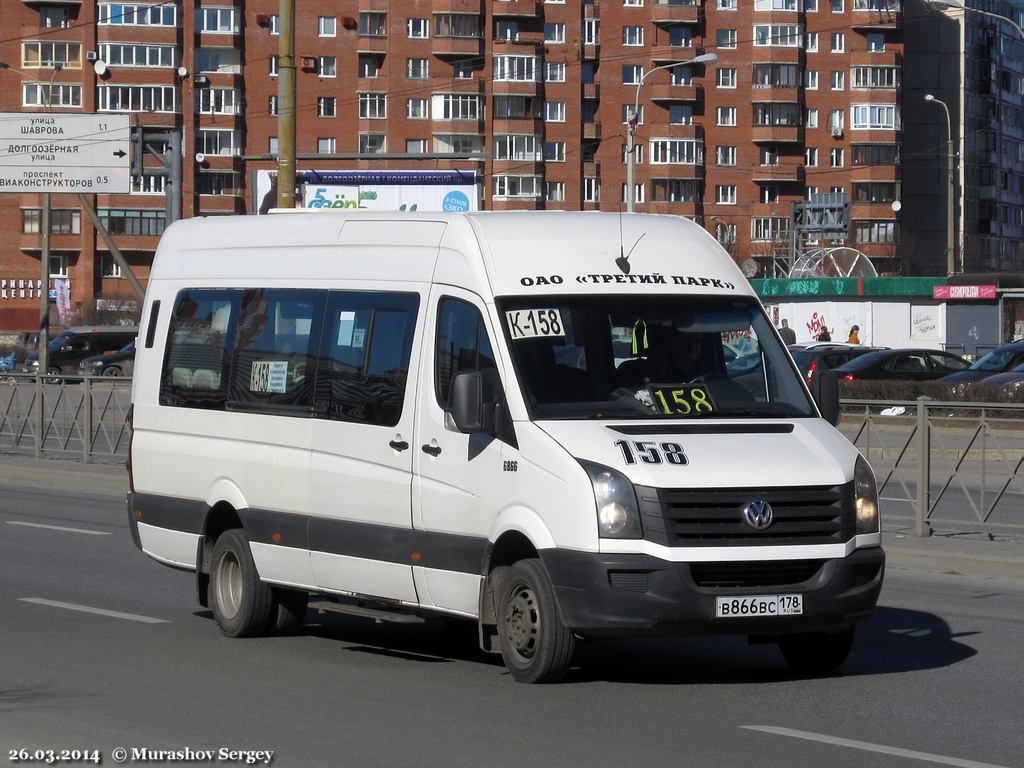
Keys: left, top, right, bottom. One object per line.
{"left": 1, "top": 377, "right": 1022, "bottom": 538}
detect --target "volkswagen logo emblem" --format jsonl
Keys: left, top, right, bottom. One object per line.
{"left": 742, "top": 500, "right": 774, "bottom": 530}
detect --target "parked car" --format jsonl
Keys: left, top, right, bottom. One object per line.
{"left": 78, "top": 339, "right": 136, "bottom": 377}
{"left": 23, "top": 326, "right": 139, "bottom": 376}
{"left": 834, "top": 348, "right": 971, "bottom": 381}
{"left": 937, "top": 341, "right": 1024, "bottom": 386}
{"left": 788, "top": 342, "right": 888, "bottom": 383}
{"left": 961, "top": 362, "right": 1024, "bottom": 395}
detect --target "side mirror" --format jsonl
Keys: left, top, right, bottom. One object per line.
{"left": 810, "top": 368, "right": 841, "bottom": 426}
{"left": 446, "top": 371, "right": 484, "bottom": 433}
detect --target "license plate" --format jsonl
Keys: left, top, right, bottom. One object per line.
{"left": 716, "top": 594, "right": 803, "bottom": 618}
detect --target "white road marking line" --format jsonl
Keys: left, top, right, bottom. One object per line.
{"left": 740, "top": 726, "right": 1011, "bottom": 768}
{"left": 7, "top": 521, "right": 110, "bottom": 535}
{"left": 19, "top": 598, "right": 169, "bottom": 624}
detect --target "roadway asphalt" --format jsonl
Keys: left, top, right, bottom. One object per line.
{"left": 2, "top": 452, "right": 1022, "bottom": 585}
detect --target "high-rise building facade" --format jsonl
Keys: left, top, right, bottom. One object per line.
{"left": 0, "top": 0, "right": 980, "bottom": 333}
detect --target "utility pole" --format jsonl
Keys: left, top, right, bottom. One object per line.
{"left": 277, "top": 0, "right": 297, "bottom": 208}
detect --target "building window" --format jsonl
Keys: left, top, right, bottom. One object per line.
{"left": 269, "top": 137, "right": 278, "bottom": 155}
{"left": 754, "top": 63, "right": 799, "bottom": 88}
{"left": 493, "top": 55, "right": 540, "bottom": 81}
{"left": 98, "top": 209, "right": 166, "bottom": 236}
{"left": 852, "top": 66, "right": 900, "bottom": 89}
{"left": 866, "top": 32, "right": 885, "bottom": 51}
{"left": 40, "top": 7, "right": 72, "bottom": 28}
{"left": 22, "top": 41, "right": 82, "bottom": 69}
{"left": 268, "top": 95, "right": 278, "bottom": 115}
{"left": 317, "top": 138, "right": 336, "bottom": 154}
{"left": 830, "top": 147, "right": 844, "bottom": 167}
{"left": 358, "top": 56, "right": 381, "bottom": 78}
{"left": 98, "top": 85, "right": 175, "bottom": 112}
{"left": 319, "top": 57, "right": 337, "bottom": 77}
{"left": 805, "top": 71, "right": 819, "bottom": 90}
{"left": 546, "top": 62, "right": 566, "bottom": 82}
{"left": 669, "top": 104, "right": 693, "bottom": 124}
{"left": 650, "top": 139, "right": 702, "bottom": 164}
{"left": 716, "top": 146, "right": 737, "bottom": 165}
{"left": 98, "top": 255, "right": 122, "bottom": 278}
{"left": 716, "top": 222, "right": 737, "bottom": 245}
{"left": 853, "top": 220, "right": 897, "bottom": 244}
{"left": 436, "top": 14, "right": 482, "bottom": 37}
{"left": 623, "top": 65, "right": 643, "bottom": 85}
{"left": 408, "top": 18, "right": 429, "bottom": 38}
{"left": 831, "top": 71, "right": 845, "bottom": 90}
{"left": 358, "top": 93, "right": 387, "bottom": 118}
{"left": 853, "top": 144, "right": 898, "bottom": 165}
{"left": 23, "top": 209, "right": 81, "bottom": 235}
{"left": 717, "top": 106, "right": 738, "bottom": 126}
{"left": 583, "top": 177, "right": 601, "bottom": 202}
{"left": 717, "top": 68, "right": 737, "bottom": 88}
{"left": 756, "top": 0, "right": 798, "bottom": 8}
{"left": 831, "top": 32, "right": 845, "bottom": 51}
{"left": 407, "top": 98, "right": 429, "bottom": 119}
{"left": 269, "top": 56, "right": 278, "bottom": 76}
{"left": 623, "top": 26, "right": 644, "bottom": 46}
{"left": 197, "top": 87, "right": 239, "bottom": 115}
{"left": 99, "top": 43, "right": 175, "bottom": 68}
{"left": 196, "top": 129, "right": 240, "bottom": 156}
{"left": 545, "top": 102, "right": 566, "bottom": 122}
{"left": 651, "top": 179, "right": 697, "bottom": 203}
{"left": 319, "top": 17, "right": 337, "bottom": 37}
{"left": 806, "top": 31, "right": 819, "bottom": 51}
{"left": 622, "top": 184, "right": 645, "bottom": 204}
{"left": 754, "top": 24, "right": 802, "bottom": 46}
{"left": 752, "top": 217, "right": 789, "bottom": 241}
{"left": 268, "top": 15, "right": 279, "bottom": 34}
{"left": 453, "top": 60, "right": 475, "bottom": 79}
{"left": 407, "top": 139, "right": 428, "bottom": 153}
{"left": 754, "top": 103, "right": 800, "bottom": 126}
{"left": 359, "top": 134, "right": 386, "bottom": 153}
{"left": 805, "top": 147, "right": 818, "bottom": 166}
{"left": 196, "top": 172, "right": 237, "bottom": 195}
{"left": 196, "top": 7, "right": 237, "bottom": 34}
{"left": 493, "top": 176, "right": 542, "bottom": 198}
{"left": 584, "top": 19, "right": 600, "bottom": 44}
{"left": 494, "top": 135, "right": 540, "bottom": 161}
{"left": 546, "top": 182, "right": 565, "bottom": 202}
{"left": 717, "top": 185, "right": 738, "bottom": 204}
{"left": 543, "top": 141, "right": 566, "bottom": 162}
{"left": 98, "top": 4, "right": 178, "bottom": 27}
{"left": 197, "top": 47, "right": 240, "bottom": 74}
{"left": 315, "top": 96, "right": 336, "bottom": 118}
{"left": 22, "top": 83, "right": 82, "bottom": 108}
{"left": 761, "top": 185, "right": 780, "bottom": 204}
{"left": 545, "top": 23, "right": 566, "bottom": 43}
{"left": 407, "top": 58, "right": 429, "bottom": 79}
{"left": 852, "top": 182, "right": 898, "bottom": 203}
{"left": 669, "top": 27, "right": 693, "bottom": 46}
{"left": 434, "top": 93, "right": 482, "bottom": 119}
{"left": 359, "top": 13, "right": 387, "bottom": 36}
{"left": 852, "top": 104, "right": 898, "bottom": 129}
{"left": 434, "top": 135, "right": 483, "bottom": 154}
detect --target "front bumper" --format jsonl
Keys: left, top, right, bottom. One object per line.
{"left": 539, "top": 546, "right": 885, "bottom": 638}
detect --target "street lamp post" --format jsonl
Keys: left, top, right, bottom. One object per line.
{"left": 925, "top": 94, "right": 956, "bottom": 275}
{"left": 927, "top": 0, "right": 1024, "bottom": 38}
{"left": 626, "top": 53, "right": 718, "bottom": 213}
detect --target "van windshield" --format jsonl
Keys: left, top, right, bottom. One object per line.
{"left": 497, "top": 295, "right": 815, "bottom": 420}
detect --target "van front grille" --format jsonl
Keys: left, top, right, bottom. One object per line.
{"left": 636, "top": 482, "right": 855, "bottom": 548}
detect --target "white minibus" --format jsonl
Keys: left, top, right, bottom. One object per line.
{"left": 127, "top": 211, "right": 884, "bottom": 683}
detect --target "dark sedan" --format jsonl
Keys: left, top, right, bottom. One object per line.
{"left": 788, "top": 342, "right": 888, "bottom": 383}
{"left": 835, "top": 348, "right": 970, "bottom": 381}
{"left": 937, "top": 341, "right": 1024, "bottom": 386}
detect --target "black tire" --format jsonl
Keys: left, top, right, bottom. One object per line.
{"left": 270, "top": 587, "right": 308, "bottom": 635}
{"left": 497, "top": 559, "right": 575, "bottom": 683}
{"left": 209, "top": 529, "right": 274, "bottom": 638}
{"left": 778, "top": 625, "right": 856, "bottom": 675}
{"left": 102, "top": 366, "right": 123, "bottom": 377}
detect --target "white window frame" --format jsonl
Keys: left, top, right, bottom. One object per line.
{"left": 359, "top": 92, "right": 387, "bottom": 119}
{"left": 717, "top": 185, "right": 738, "bottom": 204}
{"left": 408, "top": 18, "right": 429, "bottom": 39}
{"left": 717, "top": 106, "right": 738, "bottom": 126}
{"left": 623, "top": 26, "right": 644, "bottom": 46}
{"left": 319, "top": 17, "right": 337, "bottom": 37}
{"left": 545, "top": 101, "right": 566, "bottom": 122}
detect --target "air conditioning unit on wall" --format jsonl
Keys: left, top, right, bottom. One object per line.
{"left": 831, "top": 127, "right": 843, "bottom": 138}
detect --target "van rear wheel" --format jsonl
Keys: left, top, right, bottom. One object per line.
{"left": 497, "top": 559, "right": 575, "bottom": 683}
{"left": 209, "top": 529, "right": 274, "bottom": 638}
{"left": 778, "top": 625, "right": 855, "bottom": 675}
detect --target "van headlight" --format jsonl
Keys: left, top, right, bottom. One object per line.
{"left": 580, "top": 461, "right": 642, "bottom": 539}
{"left": 854, "top": 455, "right": 880, "bottom": 534}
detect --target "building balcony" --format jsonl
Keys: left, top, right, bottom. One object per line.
{"left": 850, "top": 1, "right": 900, "bottom": 29}
{"left": 750, "top": 84, "right": 802, "bottom": 101}
{"left": 851, "top": 128, "right": 900, "bottom": 144}
{"left": 359, "top": 0, "right": 390, "bottom": 11}
{"left": 659, "top": 124, "right": 704, "bottom": 140}
{"left": 583, "top": 121, "right": 601, "bottom": 139}
{"left": 491, "top": 78, "right": 540, "bottom": 96}
{"left": 433, "top": 36, "right": 484, "bottom": 58}
{"left": 493, "top": 159, "right": 544, "bottom": 175}
{"left": 651, "top": 0, "right": 702, "bottom": 26}
{"left": 648, "top": 83, "right": 703, "bottom": 103}
{"left": 434, "top": 77, "right": 486, "bottom": 95}
{"left": 583, "top": 82, "right": 600, "bottom": 100}
{"left": 751, "top": 125, "right": 804, "bottom": 143}
{"left": 751, "top": 46, "right": 802, "bottom": 65}
{"left": 850, "top": 162, "right": 898, "bottom": 182}
{"left": 428, "top": 119, "right": 485, "bottom": 134}
{"left": 357, "top": 36, "right": 388, "bottom": 54}
{"left": 492, "top": 117, "right": 543, "bottom": 134}
{"left": 849, "top": 50, "right": 902, "bottom": 68}
{"left": 492, "top": 0, "right": 540, "bottom": 17}
{"left": 650, "top": 45, "right": 710, "bottom": 64}
{"left": 433, "top": 0, "right": 482, "bottom": 13}
{"left": 751, "top": 158, "right": 805, "bottom": 183}
{"left": 645, "top": 164, "right": 704, "bottom": 181}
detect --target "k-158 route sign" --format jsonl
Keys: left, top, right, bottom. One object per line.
{"left": 0, "top": 112, "right": 131, "bottom": 193}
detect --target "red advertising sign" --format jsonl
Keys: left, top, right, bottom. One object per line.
{"left": 933, "top": 285, "right": 998, "bottom": 300}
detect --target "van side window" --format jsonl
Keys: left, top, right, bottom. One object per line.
{"left": 160, "top": 289, "right": 239, "bottom": 409}
{"left": 435, "top": 298, "right": 499, "bottom": 408}
{"left": 317, "top": 291, "right": 419, "bottom": 427}
{"left": 228, "top": 289, "right": 325, "bottom": 412}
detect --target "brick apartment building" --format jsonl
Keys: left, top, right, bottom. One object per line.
{"left": 0, "top": 0, "right": 1014, "bottom": 333}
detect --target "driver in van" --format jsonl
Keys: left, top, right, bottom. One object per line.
{"left": 617, "top": 323, "right": 703, "bottom": 387}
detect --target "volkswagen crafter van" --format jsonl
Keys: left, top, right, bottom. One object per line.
{"left": 127, "top": 211, "right": 884, "bottom": 683}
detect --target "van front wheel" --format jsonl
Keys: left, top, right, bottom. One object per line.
{"left": 497, "top": 559, "right": 575, "bottom": 683}
{"left": 209, "top": 529, "right": 274, "bottom": 638}
{"left": 778, "top": 625, "right": 855, "bottom": 675}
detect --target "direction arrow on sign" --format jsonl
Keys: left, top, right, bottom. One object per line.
{"left": 0, "top": 112, "right": 132, "bottom": 194}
